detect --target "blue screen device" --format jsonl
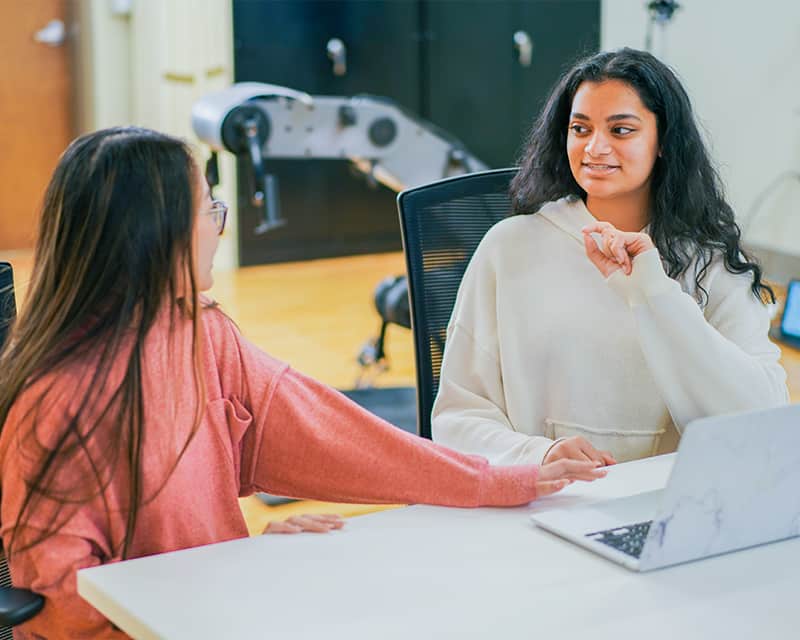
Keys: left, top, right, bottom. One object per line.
{"left": 781, "top": 280, "right": 800, "bottom": 346}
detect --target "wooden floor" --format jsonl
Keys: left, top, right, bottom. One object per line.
{"left": 208, "top": 252, "right": 416, "bottom": 533}
{"left": 1, "top": 248, "right": 415, "bottom": 533}
{"left": 3, "top": 248, "right": 800, "bottom": 536}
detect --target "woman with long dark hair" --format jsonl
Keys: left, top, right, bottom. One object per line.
{"left": 432, "top": 48, "right": 788, "bottom": 467}
{"left": 0, "top": 127, "right": 604, "bottom": 638}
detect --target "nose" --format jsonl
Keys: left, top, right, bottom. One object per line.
{"left": 585, "top": 130, "right": 612, "bottom": 156}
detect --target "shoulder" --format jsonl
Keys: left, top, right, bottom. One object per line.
{"left": 478, "top": 199, "right": 568, "bottom": 254}
{"left": 198, "top": 303, "right": 288, "bottom": 383}
{"left": 684, "top": 247, "right": 756, "bottom": 294}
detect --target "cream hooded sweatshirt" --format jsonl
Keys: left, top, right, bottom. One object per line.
{"left": 431, "top": 196, "right": 789, "bottom": 464}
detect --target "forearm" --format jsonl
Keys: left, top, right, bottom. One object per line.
{"left": 432, "top": 324, "right": 553, "bottom": 465}
{"left": 634, "top": 291, "right": 788, "bottom": 424}
{"left": 610, "top": 249, "right": 789, "bottom": 428}
{"left": 9, "top": 537, "right": 128, "bottom": 640}
{"left": 432, "top": 404, "right": 554, "bottom": 465}
{"left": 248, "top": 368, "right": 540, "bottom": 507}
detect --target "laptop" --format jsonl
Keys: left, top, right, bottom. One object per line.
{"left": 531, "top": 404, "right": 800, "bottom": 571}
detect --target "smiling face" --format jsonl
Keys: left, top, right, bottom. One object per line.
{"left": 566, "top": 79, "right": 659, "bottom": 209}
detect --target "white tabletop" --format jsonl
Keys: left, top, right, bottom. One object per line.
{"left": 78, "top": 454, "right": 800, "bottom": 639}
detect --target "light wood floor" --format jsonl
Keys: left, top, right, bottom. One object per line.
{"left": 3, "top": 248, "right": 800, "bottom": 536}
{"left": 208, "top": 252, "right": 416, "bottom": 533}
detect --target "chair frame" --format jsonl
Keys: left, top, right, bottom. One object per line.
{"left": 397, "top": 168, "right": 518, "bottom": 439}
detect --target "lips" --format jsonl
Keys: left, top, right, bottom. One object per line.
{"left": 581, "top": 162, "right": 620, "bottom": 176}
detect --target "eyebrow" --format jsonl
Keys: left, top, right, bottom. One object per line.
{"left": 571, "top": 112, "right": 642, "bottom": 122}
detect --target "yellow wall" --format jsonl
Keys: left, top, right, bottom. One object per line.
{"left": 72, "top": 0, "right": 239, "bottom": 270}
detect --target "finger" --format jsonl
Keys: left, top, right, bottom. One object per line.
{"left": 264, "top": 521, "right": 303, "bottom": 534}
{"left": 583, "top": 233, "right": 617, "bottom": 270}
{"left": 308, "top": 514, "right": 345, "bottom": 525}
{"left": 310, "top": 514, "right": 345, "bottom": 529}
{"left": 288, "top": 516, "right": 338, "bottom": 533}
{"left": 558, "top": 445, "right": 593, "bottom": 464}
{"left": 566, "top": 467, "right": 607, "bottom": 482}
{"left": 535, "top": 479, "right": 572, "bottom": 497}
{"left": 540, "top": 458, "right": 591, "bottom": 480}
{"left": 617, "top": 239, "right": 633, "bottom": 275}
{"left": 578, "top": 443, "right": 606, "bottom": 465}
{"left": 541, "top": 459, "right": 608, "bottom": 482}
{"left": 608, "top": 235, "right": 629, "bottom": 269}
{"left": 581, "top": 222, "right": 614, "bottom": 235}
{"left": 600, "top": 451, "right": 617, "bottom": 466}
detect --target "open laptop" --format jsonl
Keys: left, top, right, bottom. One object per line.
{"left": 531, "top": 404, "right": 800, "bottom": 571}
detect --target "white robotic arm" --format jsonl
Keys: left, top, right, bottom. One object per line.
{"left": 191, "top": 82, "right": 487, "bottom": 232}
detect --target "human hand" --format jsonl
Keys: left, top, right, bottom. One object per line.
{"left": 263, "top": 514, "right": 345, "bottom": 534}
{"left": 535, "top": 458, "right": 608, "bottom": 497}
{"left": 543, "top": 436, "right": 616, "bottom": 467}
{"left": 581, "top": 221, "right": 654, "bottom": 277}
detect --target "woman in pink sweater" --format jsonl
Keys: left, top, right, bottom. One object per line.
{"left": 0, "top": 128, "right": 605, "bottom": 638}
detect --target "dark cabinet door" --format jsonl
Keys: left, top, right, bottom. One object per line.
{"left": 233, "top": 0, "right": 421, "bottom": 265}
{"left": 424, "top": 0, "right": 600, "bottom": 168}
{"left": 231, "top": 0, "right": 599, "bottom": 266}
{"left": 515, "top": 1, "right": 600, "bottom": 148}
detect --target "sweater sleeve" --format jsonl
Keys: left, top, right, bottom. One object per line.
{"left": 607, "top": 248, "right": 789, "bottom": 430}
{"left": 0, "top": 386, "right": 127, "bottom": 639}
{"left": 430, "top": 236, "right": 555, "bottom": 465}
{"left": 7, "top": 531, "right": 127, "bottom": 640}
{"left": 226, "top": 329, "right": 540, "bottom": 507}
{"left": 432, "top": 323, "right": 555, "bottom": 465}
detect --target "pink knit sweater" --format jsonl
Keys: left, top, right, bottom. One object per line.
{"left": 0, "top": 305, "right": 539, "bottom": 638}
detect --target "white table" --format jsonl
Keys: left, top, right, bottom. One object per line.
{"left": 78, "top": 454, "right": 800, "bottom": 639}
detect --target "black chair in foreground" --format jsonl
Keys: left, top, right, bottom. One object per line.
{"left": 0, "top": 262, "right": 45, "bottom": 636}
{"left": 397, "top": 168, "right": 517, "bottom": 440}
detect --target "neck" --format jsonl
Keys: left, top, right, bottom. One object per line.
{"left": 585, "top": 188, "right": 651, "bottom": 232}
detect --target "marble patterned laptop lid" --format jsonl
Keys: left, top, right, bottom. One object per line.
{"left": 639, "top": 404, "right": 800, "bottom": 570}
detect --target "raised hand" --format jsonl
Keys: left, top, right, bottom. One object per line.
{"left": 581, "top": 221, "right": 654, "bottom": 277}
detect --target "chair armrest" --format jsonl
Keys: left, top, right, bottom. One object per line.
{"left": 0, "top": 586, "right": 45, "bottom": 627}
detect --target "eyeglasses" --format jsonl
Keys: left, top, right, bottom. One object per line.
{"left": 204, "top": 200, "right": 228, "bottom": 236}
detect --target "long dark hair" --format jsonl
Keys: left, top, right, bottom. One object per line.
{"left": 510, "top": 47, "right": 773, "bottom": 304}
{"left": 0, "top": 127, "right": 205, "bottom": 559}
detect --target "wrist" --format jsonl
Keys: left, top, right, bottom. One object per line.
{"left": 541, "top": 437, "right": 566, "bottom": 464}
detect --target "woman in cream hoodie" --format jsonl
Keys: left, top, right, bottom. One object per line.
{"left": 432, "top": 48, "right": 789, "bottom": 466}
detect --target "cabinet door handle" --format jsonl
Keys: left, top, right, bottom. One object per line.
{"left": 327, "top": 38, "right": 347, "bottom": 76}
{"left": 513, "top": 30, "right": 533, "bottom": 67}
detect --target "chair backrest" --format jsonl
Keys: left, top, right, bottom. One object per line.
{"left": 0, "top": 263, "right": 45, "bottom": 633}
{"left": 397, "top": 168, "right": 517, "bottom": 439}
{"left": 0, "top": 263, "right": 15, "bottom": 352}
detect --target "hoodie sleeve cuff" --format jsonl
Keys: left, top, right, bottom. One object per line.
{"left": 606, "top": 248, "right": 677, "bottom": 306}
{"left": 477, "top": 464, "right": 539, "bottom": 506}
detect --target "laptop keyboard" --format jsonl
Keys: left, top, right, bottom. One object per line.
{"left": 585, "top": 521, "right": 653, "bottom": 559}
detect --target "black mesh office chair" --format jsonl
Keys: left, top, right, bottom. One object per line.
{"left": 397, "top": 168, "right": 517, "bottom": 440}
{"left": 0, "top": 262, "right": 45, "bottom": 636}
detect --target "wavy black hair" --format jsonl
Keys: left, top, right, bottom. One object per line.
{"left": 510, "top": 47, "right": 773, "bottom": 304}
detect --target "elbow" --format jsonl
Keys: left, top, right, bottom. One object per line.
{"left": 755, "top": 364, "right": 790, "bottom": 408}
{"left": 430, "top": 410, "right": 457, "bottom": 446}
